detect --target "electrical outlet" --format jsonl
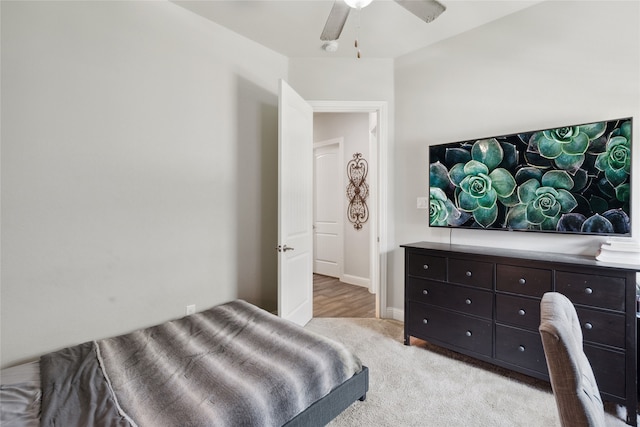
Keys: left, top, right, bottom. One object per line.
{"left": 186, "top": 304, "right": 196, "bottom": 315}
{"left": 417, "top": 197, "right": 429, "bottom": 209}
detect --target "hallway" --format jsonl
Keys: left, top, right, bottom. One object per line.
{"left": 313, "top": 274, "right": 375, "bottom": 318}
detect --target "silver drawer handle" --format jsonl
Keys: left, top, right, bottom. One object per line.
{"left": 466, "top": 271, "right": 472, "bottom": 277}
{"left": 518, "top": 278, "right": 526, "bottom": 285}
{"left": 518, "top": 309, "right": 526, "bottom": 316}
{"left": 423, "top": 264, "right": 429, "bottom": 270}
{"left": 584, "top": 322, "right": 593, "bottom": 330}
{"left": 465, "top": 330, "right": 472, "bottom": 337}
{"left": 423, "top": 318, "right": 428, "bottom": 324}
{"left": 585, "top": 287, "right": 593, "bottom": 295}
{"left": 518, "top": 345, "right": 526, "bottom": 352}
{"left": 465, "top": 298, "right": 472, "bottom": 305}
{"left": 422, "top": 289, "right": 429, "bottom": 295}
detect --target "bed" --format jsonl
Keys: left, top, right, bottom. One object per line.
{"left": 0, "top": 299, "right": 368, "bottom": 426}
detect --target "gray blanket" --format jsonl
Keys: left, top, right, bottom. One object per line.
{"left": 40, "top": 300, "right": 362, "bottom": 427}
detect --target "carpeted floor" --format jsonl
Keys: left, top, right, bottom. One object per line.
{"left": 305, "top": 317, "right": 635, "bottom": 427}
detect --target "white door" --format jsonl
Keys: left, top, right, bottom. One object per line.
{"left": 313, "top": 141, "right": 343, "bottom": 278}
{"left": 277, "top": 79, "right": 313, "bottom": 326}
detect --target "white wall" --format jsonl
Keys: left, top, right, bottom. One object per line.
{"left": 289, "top": 58, "right": 394, "bottom": 103}
{"left": 392, "top": 0, "right": 640, "bottom": 312}
{"left": 0, "top": 1, "right": 287, "bottom": 368}
{"left": 314, "top": 113, "right": 371, "bottom": 284}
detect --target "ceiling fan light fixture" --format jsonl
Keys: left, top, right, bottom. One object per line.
{"left": 322, "top": 41, "right": 339, "bottom": 52}
{"left": 344, "top": 0, "right": 373, "bottom": 9}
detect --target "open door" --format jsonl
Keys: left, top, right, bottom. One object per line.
{"left": 277, "top": 79, "right": 313, "bottom": 326}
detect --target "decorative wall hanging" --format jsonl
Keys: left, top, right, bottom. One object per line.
{"left": 346, "top": 152, "right": 369, "bottom": 230}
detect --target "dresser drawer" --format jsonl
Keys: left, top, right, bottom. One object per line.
{"left": 496, "top": 294, "right": 541, "bottom": 330}
{"left": 575, "top": 307, "right": 625, "bottom": 349}
{"left": 496, "top": 264, "right": 552, "bottom": 297}
{"left": 407, "top": 278, "right": 493, "bottom": 319}
{"left": 408, "top": 302, "right": 492, "bottom": 357}
{"left": 495, "top": 324, "right": 548, "bottom": 375}
{"left": 556, "top": 271, "right": 625, "bottom": 312}
{"left": 407, "top": 252, "right": 446, "bottom": 281}
{"left": 448, "top": 258, "right": 494, "bottom": 290}
{"left": 585, "top": 344, "right": 626, "bottom": 399}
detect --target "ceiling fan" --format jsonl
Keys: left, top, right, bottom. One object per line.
{"left": 320, "top": 0, "right": 447, "bottom": 43}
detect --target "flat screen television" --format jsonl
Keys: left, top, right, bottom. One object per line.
{"left": 428, "top": 117, "right": 632, "bottom": 236}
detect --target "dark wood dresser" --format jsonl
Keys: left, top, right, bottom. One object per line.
{"left": 402, "top": 241, "right": 639, "bottom": 426}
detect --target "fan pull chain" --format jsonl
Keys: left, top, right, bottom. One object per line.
{"left": 355, "top": 6, "right": 362, "bottom": 59}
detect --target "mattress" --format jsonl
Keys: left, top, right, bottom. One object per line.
{"left": 0, "top": 300, "right": 366, "bottom": 426}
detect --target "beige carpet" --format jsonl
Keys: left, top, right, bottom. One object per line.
{"left": 305, "top": 317, "right": 634, "bottom": 427}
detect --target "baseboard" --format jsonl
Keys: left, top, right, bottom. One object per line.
{"left": 341, "top": 274, "right": 370, "bottom": 289}
{"left": 384, "top": 307, "right": 404, "bottom": 322}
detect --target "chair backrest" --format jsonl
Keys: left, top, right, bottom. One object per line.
{"left": 539, "top": 292, "right": 605, "bottom": 427}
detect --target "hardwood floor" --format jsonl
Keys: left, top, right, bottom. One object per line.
{"left": 313, "top": 274, "right": 376, "bottom": 318}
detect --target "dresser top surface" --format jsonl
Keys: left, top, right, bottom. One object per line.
{"left": 401, "top": 241, "right": 640, "bottom": 273}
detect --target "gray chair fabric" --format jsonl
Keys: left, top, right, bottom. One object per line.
{"left": 539, "top": 292, "right": 605, "bottom": 427}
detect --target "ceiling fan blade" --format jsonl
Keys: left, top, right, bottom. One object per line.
{"left": 320, "top": 0, "right": 351, "bottom": 41}
{"left": 394, "top": 0, "right": 446, "bottom": 23}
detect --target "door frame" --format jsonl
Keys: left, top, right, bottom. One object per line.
{"left": 308, "top": 100, "right": 388, "bottom": 318}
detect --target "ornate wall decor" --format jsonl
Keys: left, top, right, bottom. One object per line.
{"left": 346, "top": 152, "right": 369, "bottom": 230}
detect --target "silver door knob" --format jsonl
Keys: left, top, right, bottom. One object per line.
{"left": 275, "top": 245, "right": 295, "bottom": 252}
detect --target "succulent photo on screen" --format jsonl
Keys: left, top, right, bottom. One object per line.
{"left": 428, "top": 118, "right": 632, "bottom": 235}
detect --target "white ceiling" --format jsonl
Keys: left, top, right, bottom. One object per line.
{"left": 173, "top": 0, "right": 543, "bottom": 59}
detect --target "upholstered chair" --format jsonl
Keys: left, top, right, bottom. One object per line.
{"left": 539, "top": 292, "right": 606, "bottom": 427}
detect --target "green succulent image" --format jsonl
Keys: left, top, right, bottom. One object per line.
{"left": 427, "top": 118, "right": 631, "bottom": 235}
{"left": 528, "top": 122, "right": 606, "bottom": 173}
{"left": 429, "top": 187, "right": 458, "bottom": 226}
{"left": 594, "top": 120, "right": 631, "bottom": 195}
{"left": 429, "top": 162, "right": 471, "bottom": 227}
{"left": 448, "top": 139, "right": 517, "bottom": 228}
{"left": 506, "top": 170, "right": 578, "bottom": 230}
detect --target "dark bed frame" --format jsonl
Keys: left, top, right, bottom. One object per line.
{"left": 284, "top": 366, "right": 369, "bottom": 426}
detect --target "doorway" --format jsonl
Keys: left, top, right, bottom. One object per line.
{"left": 276, "top": 84, "right": 388, "bottom": 323}
{"left": 312, "top": 115, "right": 372, "bottom": 317}
{"left": 309, "top": 101, "right": 388, "bottom": 319}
